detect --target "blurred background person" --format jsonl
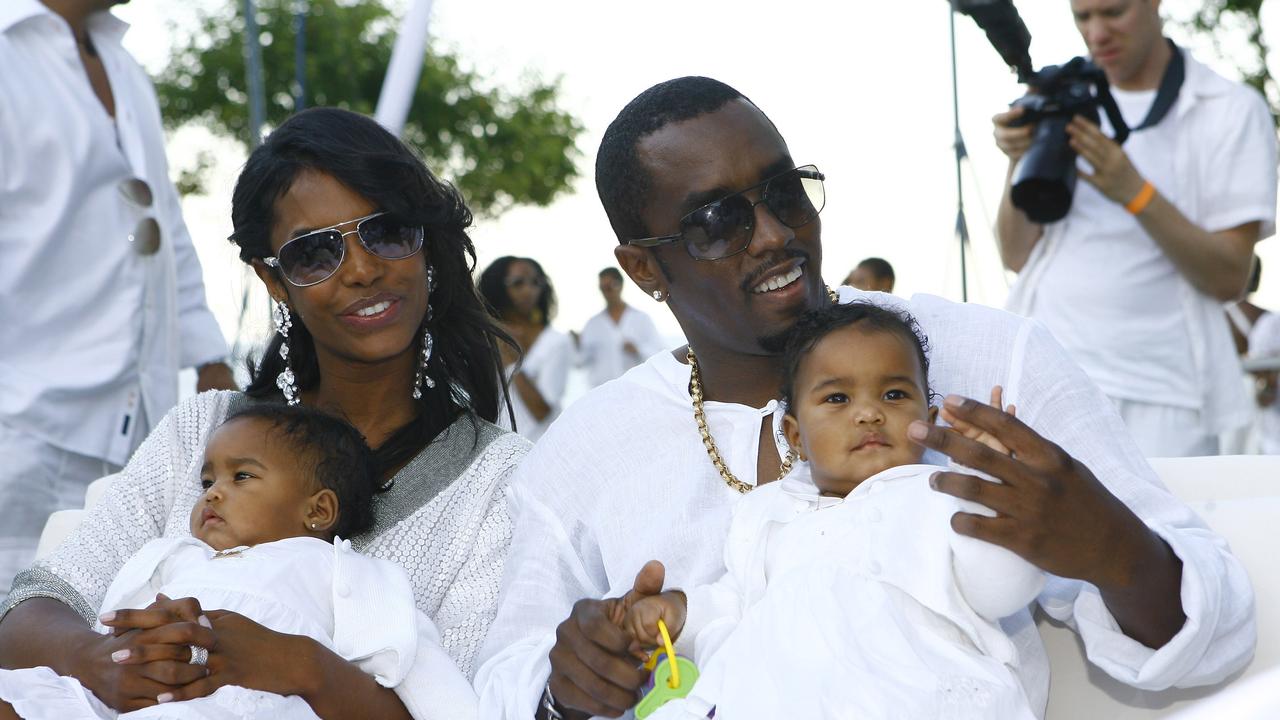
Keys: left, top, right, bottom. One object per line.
{"left": 1227, "top": 256, "right": 1268, "bottom": 356}
{"left": 480, "top": 256, "right": 572, "bottom": 442}
{"left": 843, "top": 256, "right": 896, "bottom": 293}
{"left": 0, "top": 0, "right": 234, "bottom": 600}
{"left": 573, "top": 267, "right": 663, "bottom": 387}
{"left": 996, "top": 0, "right": 1277, "bottom": 457}
{"left": 1246, "top": 311, "right": 1280, "bottom": 455}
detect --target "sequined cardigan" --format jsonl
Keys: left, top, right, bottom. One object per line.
{"left": 0, "top": 390, "right": 528, "bottom": 680}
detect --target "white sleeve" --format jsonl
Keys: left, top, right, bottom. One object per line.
{"left": 393, "top": 610, "right": 480, "bottom": 720}
{"left": 1198, "top": 88, "right": 1277, "bottom": 239}
{"left": 530, "top": 334, "right": 572, "bottom": 414}
{"left": 474, "top": 482, "right": 610, "bottom": 720}
{"left": 141, "top": 78, "right": 228, "bottom": 370}
{"left": 0, "top": 392, "right": 231, "bottom": 625}
{"left": 1013, "top": 322, "right": 1255, "bottom": 689}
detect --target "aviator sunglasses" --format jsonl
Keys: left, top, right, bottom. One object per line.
{"left": 263, "top": 211, "right": 425, "bottom": 286}
{"left": 624, "top": 165, "right": 825, "bottom": 260}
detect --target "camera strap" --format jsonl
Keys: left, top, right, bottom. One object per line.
{"left": 1130, "top": 38, "right": 1185, "bottom": 132}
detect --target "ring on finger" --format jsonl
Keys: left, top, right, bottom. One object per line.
{"left": 189, "top": 645, "right": 209, "bottom": 666}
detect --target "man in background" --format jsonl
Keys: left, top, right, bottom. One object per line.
{"left": 0, "top": 0, "right": 235, "bottom": 599}
{"left": 843, "top": 256, "right": 895, "bottom": 293}
{"left": 574, "top": 267, "right": 663, "bottom": 387}
{"left": 995, "top": 0, "right": 1276, "bottom": 456}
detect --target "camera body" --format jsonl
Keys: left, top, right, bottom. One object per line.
{"left": 955, "top": 0, "right": 1127, "bottom": 223}
{"left": 1007, "top": 57, "right": 1121, "bottom": 223}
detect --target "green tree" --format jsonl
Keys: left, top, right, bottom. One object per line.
{"left": 155, "top": 0, "right": 583, "bottom": 216}
{"left": 1180, "top": 0, "right": 1278, "bottom": 125}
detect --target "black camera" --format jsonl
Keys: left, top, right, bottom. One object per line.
{"left": 955, "top": 0, "right": 1129, "bottom": 223}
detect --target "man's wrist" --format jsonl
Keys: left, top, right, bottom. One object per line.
{"left": 540, "top": 680, "right": 566, "bottom": 720}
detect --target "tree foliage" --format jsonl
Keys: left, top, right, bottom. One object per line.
{"left": 154, "top": 0, "right": 583, "bottom": 215}
{"left": 1181, "top": 0, "right": 1278, "bottom": 125}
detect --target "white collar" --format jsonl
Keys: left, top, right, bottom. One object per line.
{"left": 779, "top": 463, "right": 942, "bottom": 508}
{"left": 1, "top": 0, "right": 129, "bottom": 45}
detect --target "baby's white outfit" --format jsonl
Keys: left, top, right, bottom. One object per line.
{"left": 651, "top": 464, "right": 1046, "bottom": 720}
{"left": 0, "top": 535, "right": 475, "bottom": 719}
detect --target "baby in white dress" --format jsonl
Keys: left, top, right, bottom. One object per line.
{"left": 626, "top": 302, "right": 1045, "bottom": 720}
{"left": 0, "top": 404, "right": 475, "bottom": 720}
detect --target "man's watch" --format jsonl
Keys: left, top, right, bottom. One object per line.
{"left": 541, "top": 680, "right": 566, "bottom": 720}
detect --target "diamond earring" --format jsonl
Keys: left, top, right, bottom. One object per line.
{"left": 272, "top": 298, "right": 299, "bottom": 406}
{"left": 412, "top": 265, "right": 436, "bottom": 400}
{"left": 652, "top": 289, "right": 665, "bottom": 302}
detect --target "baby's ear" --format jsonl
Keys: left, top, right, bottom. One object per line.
{"left": 782, "top": 413, "right": 805, "bottom": 461}
{"left": 306, "top": 489, "right": 339, "bottom": 533}
{"left": 927, "top": 405, "right": 940, "bottom": 425}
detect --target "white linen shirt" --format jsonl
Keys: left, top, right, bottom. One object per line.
{"left": 0, "top": 2, "right": 228, "bottom": 465}
{"left": 577, "top": 305, "right": 664, "bottom": 387}
{"left": 475, "top": 288, "right": 1255, "bottom": 720}
{"left": 1006, "top": 49, "right": 1278, "bottom": 435}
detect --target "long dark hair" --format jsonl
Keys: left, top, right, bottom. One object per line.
{"left": 228, "top": 107, "right": 512, "bottom": 476}
{"left": 478, "top": 256, "right": 557, "bottom": 328}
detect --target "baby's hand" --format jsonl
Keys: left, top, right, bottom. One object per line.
{"left": 622, "top": 591, "right": 687, "bottom": 649}
{"left": 941, "top": 386, "right": 1016, "bottom": 456}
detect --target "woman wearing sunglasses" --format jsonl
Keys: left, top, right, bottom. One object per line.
{"left": 478, "top": 257, "right": 573, "bottom": 443}
{"left": 0, "top": 108, "right": 525, "bottom": 720}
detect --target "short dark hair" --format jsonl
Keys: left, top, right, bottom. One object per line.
{"left": 599, "top": 267, "right": 623, "bottom": 283}
{"left": 856, "top": 257, "right": 895, "bottom": 284}
{"left": 595, "top": 77, "right": 751, "bottom": 241}
{"left": 478, "top": 256, "right": 557, "bottom": 327}
{"left": 780, "top": 302, "right": 932, "bottom": 413}
{"left": 222, "top": 404, "right": 377, "bottom": 539}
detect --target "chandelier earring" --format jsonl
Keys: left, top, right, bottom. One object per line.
{"left": 412, "top": 265, "right": 437, "bottom": 400}
{"left": 272, "top": 298, "right": 299, "bottom": 406}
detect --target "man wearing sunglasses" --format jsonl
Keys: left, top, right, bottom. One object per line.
{"left": 477, "top": 77, "right": 1253, "bottom": 719}
{"left": 0, "top": 0, "right": 234, "bottom": 601}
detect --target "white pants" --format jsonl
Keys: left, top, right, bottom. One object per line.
{"left": 1108, "top": 399, "right": 1219, "bottom": 458}
{"left": 0, "top": 422, "right": 119, "bottom": 603}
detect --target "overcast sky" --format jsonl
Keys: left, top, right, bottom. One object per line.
{"left": 113, "top": 0, "right": 1280, "bottom": 355}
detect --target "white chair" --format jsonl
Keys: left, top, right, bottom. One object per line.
{"left": 1042, "top": 455, "right": 1280, "bottom": 719}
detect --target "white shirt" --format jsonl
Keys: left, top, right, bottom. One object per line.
{"left": 577, "top": 305, "right": 663, "bottom": 387}
{"left": 475, "top": 288, "right": 1256, "bottom": 719}
{"left": 1007, "top": 50, "right": 1277, "bottom": 435}
{"left": 1247, "top": 313, "right": 1280, "bottom": 455}
{"left": 501, "top": 327, "right": 573, "bottom": 442}
{"left": 0, "top": 2, "right": 227, "bottom": 465}
{"left": 654, "top": 465, "right": 1042, "bottom": 720}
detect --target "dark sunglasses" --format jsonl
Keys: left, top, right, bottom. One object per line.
{"left": 504, "top": 275, "right": 546, "bottom": 289}
{"left": 624, "top": 165, "right": 825, "bottom": 260}
{"left": 263, "top": 211, "right": 424, "bottom": 287}
{"left": 119, "top": 177, "right": 161, "bottom": 255}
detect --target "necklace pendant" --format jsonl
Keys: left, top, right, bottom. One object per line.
{"left": 213, "top": 548, "right": 246, "bottom": 560}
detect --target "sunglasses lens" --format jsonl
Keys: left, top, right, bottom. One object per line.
{"left": 118, "top": 178, "right": 154, "bottom": 208}
{"left": 130, "top": 218, "right": 161, "bottom": 255}
{"left": 279, "top": 231, "right": 343, "bottom": 285}
{"left": 360, "top": 215, "right": 423, "bottom": 260}
{"left": 684, "top": 196, "right": 756, "bottom": 259}
{"left": 766, "top": 167, "right": 825, "bottom": 228}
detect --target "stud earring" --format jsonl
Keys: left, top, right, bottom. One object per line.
{"left": 652, "top": 289, "right": 666, "bottom": 302}
{"left": 310, "top": 522, "right": 317, "bottom": 530}
{"left": 272, "top": 298, "right": 299, "bottom": 406}
{"left": 412, "top": 264, "right": 437, "bottom": 400}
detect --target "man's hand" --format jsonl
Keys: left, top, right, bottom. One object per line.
{"left": 910, "top": 395, "right": 1186, "bottom": 647}
{"left": 993, "top": 106, "right": 1035, "bottom": 163}
{"left": 1067, "top": 116, "right": 1148, "bottom": 206}
{"left": 196, "top": 362, "right": 238, "bottom": 392}
{"left": 547, "top": 561, "right": 666, "bottom": 718}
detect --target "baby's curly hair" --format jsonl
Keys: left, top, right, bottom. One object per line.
{"left": 780, "top": 302, "right": 933, "bottom": 413}
{"left": 221, "top": 404, "right": 378, "bottom": 538}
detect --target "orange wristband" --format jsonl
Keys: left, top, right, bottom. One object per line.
{"left": 1125, "top": 180, "right": 1156, "bottom": 215}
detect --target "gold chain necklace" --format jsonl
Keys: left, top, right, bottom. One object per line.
{"left": 687, "top": 286, "right": 838, "bottom": 494}
{"left": 688, "top": 348, "right": 795, "bottom": 494}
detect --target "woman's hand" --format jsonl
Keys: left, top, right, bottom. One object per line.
{"left": 76, "top": 595, "right": 217, "bottom": 711}
{"left": 155, "top": 610, "right": 311, "bottom": 704}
